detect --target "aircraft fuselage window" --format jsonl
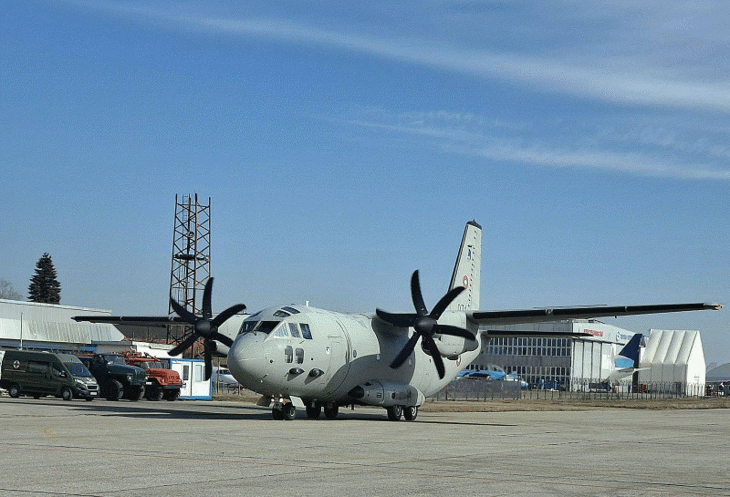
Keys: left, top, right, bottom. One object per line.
{"left": 288, "top": 323, "right": 301, "bottom": 338}
{"left": 295, "top": 348, "right": 304, "bottom": 364}
{"left": 300, "top": 323, "right": 312, "bottom": 339}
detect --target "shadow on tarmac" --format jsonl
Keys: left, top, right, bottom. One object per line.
{"left": 4, "top": 397, "right": 516, "bottom": 425}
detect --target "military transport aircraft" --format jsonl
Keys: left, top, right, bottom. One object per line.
{"left": 75, "top": 221, "right": 721, "bottom": 421}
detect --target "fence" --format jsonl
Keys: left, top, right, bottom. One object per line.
{"left": 432, "top": 378, "right": 707, "bottom": 401}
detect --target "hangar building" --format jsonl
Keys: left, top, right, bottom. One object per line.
{"left": 0, "top": 299, "right": 124, "bottom": 351}
{"left": 472, "top": 320, "right": 706, "bottom": 394}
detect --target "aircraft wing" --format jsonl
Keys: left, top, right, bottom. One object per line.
{"left": 72, "top": 315, "right": 185, "bottom": 327}
{"left": 467, "top": 302, "right": 721, "bottom": 326}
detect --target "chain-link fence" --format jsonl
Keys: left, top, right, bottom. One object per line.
{"left": 432, "top": 378, "right": 707, "bottom": 401}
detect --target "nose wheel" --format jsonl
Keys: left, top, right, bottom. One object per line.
{"left": 272, "top": 402, "right": 297, "bottom": 420}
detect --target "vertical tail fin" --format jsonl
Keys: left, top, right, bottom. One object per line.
{"left": 447, "top": 220, "right": 482, "bottom": 311}
{"left": 615, "top": 333, "right": 643, "bottom": 369}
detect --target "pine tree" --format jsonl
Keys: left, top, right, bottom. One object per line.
{"left": 28, "top": 253, "right": 61, "bottom": 304}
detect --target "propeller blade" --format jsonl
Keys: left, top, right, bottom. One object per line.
{"left": 211, "top": 303, "right": 247, "bottom": 328}
{"left": 410, "top": 271, "right": 428, "bottom": 317}
{"left": 169, "top": 334, "right": 198, "bottom": 357}
{"left": 434, "top": 324, "right": 476, "bottom": 341}
{"left": 211, "top": 331, "right": 234, "bottom": 347}
{"left": 430, "top": 286, "right": 465, "bottom": 319}
{"left": 422, "top": 337, "right": 445, "bottom": 379}
{"left": 170, "top": 298, "right": 197, "bottom": 324}
{"left": 202, "top": 278, "right": 213, "bottom": 319}
{"left": 390, "top": 332, "right": 421, "bottom": 369}
{"left": 376, "top": 309, "right": 416, "bottom": 328}
{"left": 203, "top": 341, "right": 212, "bottom": 380}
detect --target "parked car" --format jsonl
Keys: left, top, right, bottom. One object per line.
{"left": 0, "top": 349, "right": 99, "bottom": 400}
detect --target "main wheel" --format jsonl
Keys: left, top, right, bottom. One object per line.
{"left": 272, "top": 406, "right": 284, "bottom": 420}
{"left": 104, "top": 380, "right": 123, "bottom": 401}
{"left": 61, "top": 387, "right": 73, "bottom": 401}
{"left": 386, "top": 405, "right": 403, "bottom": 421}
{"left": 403, "top": 406, "right": 418, "bottom": 421}
{"left": 323, "top": 404, "right": 339, "bottom": 419}
{"left": 9, "top": 384, "right": 20, "bottom": 398}
{"left": 306, "top": 404, "right": 322, "bottom": 419}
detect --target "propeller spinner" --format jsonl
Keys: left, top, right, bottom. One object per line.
{"left": 376, "top": 270, "right": 476, "bottom": 379}
{"left": 168, "top": 278, "right": 246, "bottom": 380}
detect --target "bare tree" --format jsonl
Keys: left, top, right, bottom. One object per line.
{"left": 0, "top": 279, "right": 23, "bottom": 300}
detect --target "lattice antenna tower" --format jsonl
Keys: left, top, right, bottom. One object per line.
{"left": 167, "top": 193, "right": 211, "bottom": 350}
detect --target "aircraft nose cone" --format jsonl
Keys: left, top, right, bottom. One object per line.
{"left": 227, "top": 334, "right": 267, "bottom": 388}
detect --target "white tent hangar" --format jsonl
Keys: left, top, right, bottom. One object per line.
{"left": 638, "top": 329, "right": 705, "bottom": 396}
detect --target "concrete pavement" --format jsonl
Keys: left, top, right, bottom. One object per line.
{"left": 1, "top": 397, "right": 728, "bottom": 496}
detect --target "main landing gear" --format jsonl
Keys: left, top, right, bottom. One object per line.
{"left": 386, "top": 405, "right": 418, "bottom": 421}
{"left": 271, "top": 401, "right": 339, "bottom": 420}
{"left": 269, "top": 399, "right": 418, "bottom": 421}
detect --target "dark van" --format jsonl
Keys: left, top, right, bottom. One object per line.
{"left": 0, "top": 350, "right": 99, "bottom": 401}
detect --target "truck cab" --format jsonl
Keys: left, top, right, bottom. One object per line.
{"left": 78, "top": 353, "right": 147, "bottom": 401}
{"left": 122, "top": 352, "right": 182, "bottom": 401}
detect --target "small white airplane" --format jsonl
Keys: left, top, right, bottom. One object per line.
{"left": 75, "top": 221, "right": 721, "bottom": 421}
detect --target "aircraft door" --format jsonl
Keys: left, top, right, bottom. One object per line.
{"left": 324, "top": 319, "right": 352, "bottom": 396}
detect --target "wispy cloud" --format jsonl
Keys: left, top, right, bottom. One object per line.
{"left": 74, "top": 1, "right": 730, "bottom": 113}
{"left": 340, "top": 107, "right": 730, "bottom": 180}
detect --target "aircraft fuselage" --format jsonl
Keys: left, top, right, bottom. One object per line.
{"left": 227, "top": 304, "right": 482, "bottom": 406}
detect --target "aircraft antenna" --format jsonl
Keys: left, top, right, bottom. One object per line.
{"left": 167, "top": 193, "right": 212, "bottom": 355}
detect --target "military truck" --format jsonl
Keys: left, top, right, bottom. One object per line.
{"left": 122, "top": 352, "right": 182, "bottom": 401}
{"left": 78, "top": 353, "right": 147, "bottom": 401}
{"left": 0, "top": 350, "right": 99, "bottom": 401}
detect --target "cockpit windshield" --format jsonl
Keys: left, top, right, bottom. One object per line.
{"left": 238, "top": 320, "right": 280, "bottom": 335}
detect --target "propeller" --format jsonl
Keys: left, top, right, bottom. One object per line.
{"left": 376, "top": 270, "right": 476, "bottom": 379}
{"left": 168, "top": 277, "right": 246, "bottom": 380}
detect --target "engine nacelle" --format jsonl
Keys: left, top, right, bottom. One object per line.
{"left": 208, "top": 341, "right": 229, "bottom": 357}
{"left": 348, "top": 380, "right": 425, "bottom": 407}
{"left": 431, "top": 334, "right": 479, "bottom": 360}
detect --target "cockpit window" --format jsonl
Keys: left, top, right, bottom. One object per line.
{"left": 256, "top": 321, "right": 280, "bottom": 334}
{"left": 273, "top": 309, "right": 290, "bottom": 317}
{"left": 282, "top": 306, "right": 300, "bottom": 314}
{"left": 272, "top": 323, "right": 289, "bottom": 338}
{"left": 300, "top": 323, "right": 312, "bottom": 339}
{"left": 288, "top": 323, "right": 301, "bottom": 338}
{"left": 238, "top": 321, "right": 257, "bottom": 335}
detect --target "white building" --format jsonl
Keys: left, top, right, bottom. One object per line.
{"left": 474, "top": 320, "right": 706, "bottom": 395}
{"left": 0, "top": 299, "right": 123, "bottom": 350}
{"left": 638, "top": 329, "right": 705, "bottom": 396}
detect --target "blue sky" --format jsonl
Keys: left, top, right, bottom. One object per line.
{"left": 2, "top": 1, "right": 728, "bottom": 364}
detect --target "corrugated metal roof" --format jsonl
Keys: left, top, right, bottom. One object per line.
{"left": 0, "top": 299, "right": 124, "bottom": 344}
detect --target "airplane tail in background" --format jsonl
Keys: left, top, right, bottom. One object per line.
{"left": 447, "top": 220, "right": 482, "bottom": 312}
{"left": 615, "top": 333, "right": 643, "bottom": 370}
{"left": 608, "top": 333, "right": 646, "bottom": 381}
